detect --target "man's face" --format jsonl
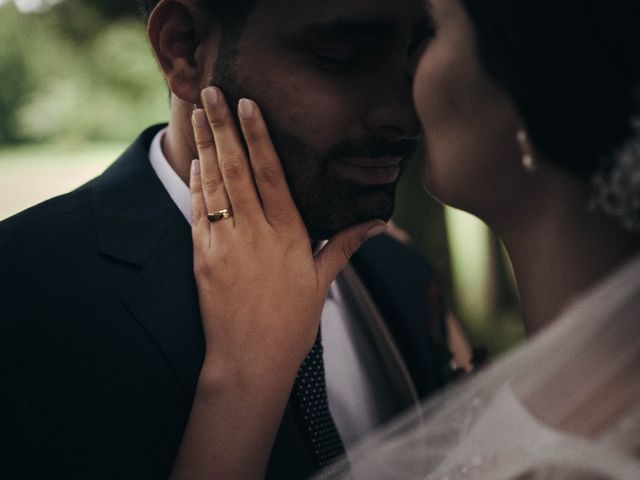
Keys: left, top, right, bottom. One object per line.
{"left": 212, "top": 0, "right": 426, "bottom": 239}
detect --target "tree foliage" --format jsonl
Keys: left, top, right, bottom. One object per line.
{"left": 0, "top": 0, "right": 167, "bottom": 145}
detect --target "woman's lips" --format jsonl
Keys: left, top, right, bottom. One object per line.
{"left": 330, "top": 156, "right": 402, "bottom": 185}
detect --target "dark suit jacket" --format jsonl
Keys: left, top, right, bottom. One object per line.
{"left": 0, "top": 125, "right": 449, "bottom": 479}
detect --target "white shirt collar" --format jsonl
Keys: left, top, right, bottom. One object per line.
{"left": 149, "top": 127, "right": 192, "bottom": 225}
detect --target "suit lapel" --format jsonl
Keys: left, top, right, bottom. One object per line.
{"left": 121, "top": 219, "right": 205, "bottom": 398}
{"left": 92, "top": 125, "right": 205, "bottom": 399}
{"left": 337, "top": 264, "right": 421, "bottom": 414}
{"left": 351, "top": 235, "right": 449, "bottom": 398}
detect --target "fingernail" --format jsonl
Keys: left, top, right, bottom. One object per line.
{"left": 202, "top": 87, "right": 219, "bottom": 107}
{"left": 238, "top": 98, "right": 254, "bottom": 119}
{"left": 192, "top": 109, "right": 207, "bottom": 128}
{"left": 365, "top": 222, "right": 388, "bottom": 241}
{"left": 191, "top": 159, "right": 200, "bottom": 176}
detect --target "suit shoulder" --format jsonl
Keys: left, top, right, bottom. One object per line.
{"left": 0, "top": 181, "right": 95, "bottom": 256}
{"left": 354, "top": 233, "right": 434, "bottom": 280}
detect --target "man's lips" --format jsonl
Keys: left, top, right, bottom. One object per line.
{"left": 330, "top": 156, "right": 403, "bottom": 185}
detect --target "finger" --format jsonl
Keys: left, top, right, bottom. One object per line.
{"left": 192, "top": 109, "right": 232, "bottom": 230}
{"left": 189, "top": 159, "right": 210, "bottom": 251}
{"left": 201, "top": 87, "right": 263, "bottom": 224}
{"left": 238, "top": 98, "right": 300, "bottom": 228}
{"left": 315, "top": 221, "right": 388, "bottom": 290}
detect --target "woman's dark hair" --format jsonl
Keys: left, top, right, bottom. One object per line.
{"left": 460, "top": 0, "right": 640, "bottom": 179}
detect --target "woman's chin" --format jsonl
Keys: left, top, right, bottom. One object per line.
{"left": 421, "top": 172, "right": 488, "bottom": 223}
{"left": 421, "top": 168, "right": 463, "bottom": 210}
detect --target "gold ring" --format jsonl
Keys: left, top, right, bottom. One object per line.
{"left": 207, "top": 208, "right": 233, "bottom": 223}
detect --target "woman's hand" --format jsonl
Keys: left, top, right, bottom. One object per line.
{"left": 190, "top": 87, "right": 386, "bottom": 381}
{"left": 170, "top": 86, "right": 386, "bottom": 480}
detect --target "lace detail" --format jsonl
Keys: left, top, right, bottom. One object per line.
{"left": 318, "top": 254, "right": 640, "bottom": 480}
{"left": 592, "top": 118, "right": 640, "bottom": 232}
{"left": 428, "top": 386, "right": 640, "bottom": 480}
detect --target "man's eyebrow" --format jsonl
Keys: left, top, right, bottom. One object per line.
{"left": 296, "top": 18, "right": 400, "bottom": 39}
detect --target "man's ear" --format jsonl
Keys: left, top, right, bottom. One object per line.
{"left": 147, "top": 0, "right": 221, "bottom": 104}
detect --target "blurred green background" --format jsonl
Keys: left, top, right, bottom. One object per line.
{"left": 0, "top": 0, "right": 523, "bottom": 356}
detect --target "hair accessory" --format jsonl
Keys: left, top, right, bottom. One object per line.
{"left": 516, "top": 129, "right": 537, "bottom": 173}
{"left": 591, "top": 117, "right": 640, "bottom": 232}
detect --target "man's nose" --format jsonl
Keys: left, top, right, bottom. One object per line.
{"left": 363, "top": 76, "right": 421, "bottom": 140}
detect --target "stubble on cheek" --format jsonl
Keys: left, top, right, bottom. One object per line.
{"left": 215, "top": 56, "right": 397, "bottom": 236}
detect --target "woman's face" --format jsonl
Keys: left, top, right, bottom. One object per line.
{"left": 413, "top": 0, "right": 532, "bottom": 220}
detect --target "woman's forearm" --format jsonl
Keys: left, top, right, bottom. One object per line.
{"left": 173, "top": 89, "right": 385, "bottom": 479}
{"left": 170, "top": 360, "right": 298, "bottom": 480}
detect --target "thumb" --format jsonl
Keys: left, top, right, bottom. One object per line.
{"left": 315, "top": 220, "right": 388, "bottom": 289}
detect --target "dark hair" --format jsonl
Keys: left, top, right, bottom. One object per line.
{"left": 140, "top": 0, "right": 256, "bottom": 32}
{"left": 460, "top": 0, "right": 640, "bottom": 179}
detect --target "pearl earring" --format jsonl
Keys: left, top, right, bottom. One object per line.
{"left": 516, "top": 129, "right": 537, "bottom": 173}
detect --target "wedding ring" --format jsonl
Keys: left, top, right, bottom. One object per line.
{"left": 207, "top": 208, "right": 233, "bottom": 223}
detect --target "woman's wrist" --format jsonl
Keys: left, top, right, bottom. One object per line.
{"left": 197, "top": 352, "right": 300, "bottom": 399}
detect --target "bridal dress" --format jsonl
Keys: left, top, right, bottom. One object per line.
{"left": 320, "top": 254, "right": 640, "bottom": 480}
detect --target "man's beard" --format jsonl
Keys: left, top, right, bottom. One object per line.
{"left": 211, "top": 47, "right": 415, "bottom": 239}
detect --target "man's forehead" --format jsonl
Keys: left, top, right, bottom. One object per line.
{"left": 249, "top": 0, "right": 426, "bottom": 33}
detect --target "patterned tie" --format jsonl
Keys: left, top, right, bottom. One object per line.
{"left": 290, "top": 328, "right": 346, "bottom": 469}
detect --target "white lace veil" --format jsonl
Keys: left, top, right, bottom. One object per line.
{"left": 317, "top": 255, "right": 640, "bottom": 480}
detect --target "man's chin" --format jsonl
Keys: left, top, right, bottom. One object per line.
{"left": 293, "top": 176, "right": 398, "bottom": 240}
{"left": 305, "top": 204, "right": 394, "bottom": 241}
